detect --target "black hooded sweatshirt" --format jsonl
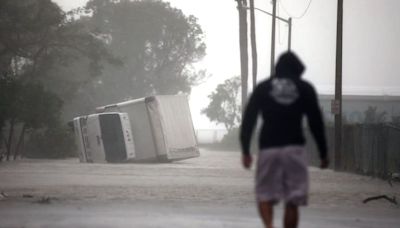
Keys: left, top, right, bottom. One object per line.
{"left": 240, "top": 52, "right": 327, "bottom": 159}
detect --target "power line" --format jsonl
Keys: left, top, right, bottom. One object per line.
{"left": 279, "top": 0, "right": 312, "bottom": 19}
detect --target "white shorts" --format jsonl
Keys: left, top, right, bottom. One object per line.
{"left": 256, "top": 145, "right": 309, "bottom": 206}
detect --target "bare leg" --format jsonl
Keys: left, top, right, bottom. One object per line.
{"left": 284, "top": 203, "right": 299, "bottom": 228}
{"left": 258, "top": 201, "right": 274, "bottom": 228}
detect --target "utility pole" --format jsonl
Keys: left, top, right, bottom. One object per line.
{"left": 288, "top": 17, "right": 292, "bottom": 51}
{"left": 270, "top": 0, "right": 277, "bottom": 76}
{"left": 244, "top": 6, "right": 291, "bottom": 52}
{"left": 334, "top": 0, "right": 343, "bottom": 170}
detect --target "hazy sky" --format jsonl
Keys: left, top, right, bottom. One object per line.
{"left": 53, "top": 0, "right": 400, "bottom": 129}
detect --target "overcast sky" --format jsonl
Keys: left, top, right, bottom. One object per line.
{"left": 53, "top": 0, "right": 400, "bottom": 129}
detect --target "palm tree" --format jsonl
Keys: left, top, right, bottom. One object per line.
{"left": 249, "top": 0, "right": 258, "bottom": 89}
{"left": 235, "top": 0, "right": 249, "bottom": 112}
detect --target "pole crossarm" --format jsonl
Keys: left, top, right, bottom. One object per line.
{"left": 244, "top": 6, "right": 290, "bottom": 23}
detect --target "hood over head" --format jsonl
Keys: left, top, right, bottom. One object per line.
{"left": 275, "top": 51, "right": 305, "bottom": 79}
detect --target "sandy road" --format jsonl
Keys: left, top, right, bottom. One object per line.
{"left": 0, "top": 148, "right": 399, "bottom": 227}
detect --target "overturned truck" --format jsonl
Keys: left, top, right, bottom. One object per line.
{"left": 73, "top": 112, "right": 136, "bottom": 163}
{"left": 95, "top": 95, "right": 200, "bottom": 162}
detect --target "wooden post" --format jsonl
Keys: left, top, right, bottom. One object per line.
{"left": 334, "top": 0, "right": 343, "bottom": 170}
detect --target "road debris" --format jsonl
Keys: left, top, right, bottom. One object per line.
{"left": 363, "top": 195, "right": 398, "bottom": 205}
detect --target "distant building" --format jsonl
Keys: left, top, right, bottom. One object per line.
{"left": 318, "top": 94, "right": 400, "bottom": 123}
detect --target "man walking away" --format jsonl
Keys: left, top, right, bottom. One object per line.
{"left": 240, "top": 51, "right": 329, "bottom": 228}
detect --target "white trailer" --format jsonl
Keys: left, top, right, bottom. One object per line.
{"left": 73, "top": 112, "right": 135, "bottom": 163}
{"left": 96, "top": 95, "right": 199, "bottom": 162}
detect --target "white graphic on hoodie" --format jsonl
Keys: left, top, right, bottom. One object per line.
{"left": 269, "top": 78, "right": 299, "bottom": 105}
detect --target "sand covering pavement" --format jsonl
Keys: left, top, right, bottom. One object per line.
{"left": 0, "top": 148, "right": 399, "bottom": 227}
